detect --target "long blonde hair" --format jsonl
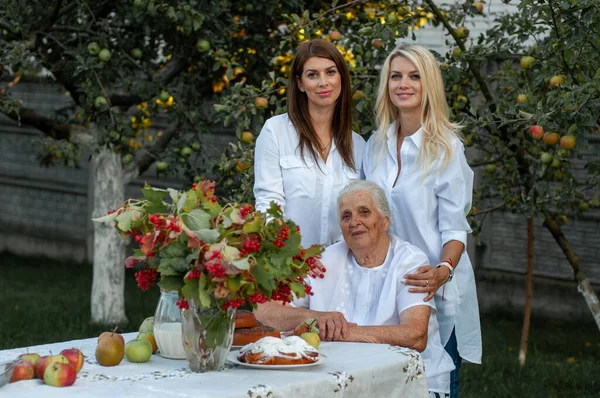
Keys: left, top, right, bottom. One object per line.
{"left": 373, "top": 43, "right": 461, "bottom": 174}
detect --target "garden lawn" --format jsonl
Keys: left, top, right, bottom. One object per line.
{"left": 0, "top": 252, "right": 598, "bottom": 397}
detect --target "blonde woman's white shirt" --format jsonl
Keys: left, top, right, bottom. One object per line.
{"left": 254, "top": 113, "right": 366, "bottom": 247}
{"left": 362, "top": 124, "right": 482, "bottom": 365}
{"left": 293, "top": 235, "right": 455, "bottom": 394}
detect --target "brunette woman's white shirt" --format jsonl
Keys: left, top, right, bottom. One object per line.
{"left": 362, "top": 123, "right": 482, "bottom": 365}
{"left": 292, "top": 235, "right": 455, "bottom": 394}
{"left": 254, "top": 113, "right": 366, "bottom": 247}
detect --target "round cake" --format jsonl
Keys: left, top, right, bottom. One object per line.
{"left": 233, "top": 324, "right": 280, "bottom": 346}
{"left": 235, "top": 310, "right": 257, "bottom": 329}
{"left": 237, "top": 336, "right": 319, "bottom": 365}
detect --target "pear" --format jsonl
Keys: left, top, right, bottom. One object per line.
{"left": 138, "top": 316, "right": 154, "bottom": 333}
{"left": 96, "top": 334, "right": 124, "bottom": 366}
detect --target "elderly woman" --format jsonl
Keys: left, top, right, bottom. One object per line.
{"left": 256, "top": 180, "right": 454, "bottom": 396}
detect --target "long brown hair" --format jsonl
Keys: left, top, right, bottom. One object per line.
{"left": 287, "top": 39, "right": 356, "bottom": 170}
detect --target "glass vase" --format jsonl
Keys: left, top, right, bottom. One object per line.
{"left": 153, "top": 290, "right": 186, "bottom": 359}
{"left": 181, "top": 301, "right": 236, "bottom": 372}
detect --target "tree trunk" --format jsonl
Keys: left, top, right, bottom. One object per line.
{"left": 90, "top": 147, "right": 127, "bottom": 325}
{"left": 519, "top": 216, "right": 535, "bottom": 366}
{"left": 542, "top": 208, "right": 600, "bottom": 330}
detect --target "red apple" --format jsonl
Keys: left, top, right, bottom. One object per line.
{"left": 60, "top": 348, "right": 84, "bottom": 373}
{"left": 43, "top": 362, "right": 77, "bottom": 387}
{"left": 35, "top": 354, "right": 69, "bottom": 379}
{"left": 98, "top": 330, "right": 125, "bottom": 347}
{"left": 18, "top": 353, "right": 41, "bottom": 367}
{"left": 543, "top": 132, "right": 560, "bottom": 145}
{"left": 9, "top": 360, "right": 35, "bottom": 383}
{"left": 560, "top": 135, "right": 576, "bottom": 149}
{"left": 529, "top": 125, "right": 544, "bottom": 139}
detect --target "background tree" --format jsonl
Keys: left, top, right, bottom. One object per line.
{"left": 0, "top": 0, "right": 321, "bottom": 324}
{"left": 214, "top": 0, "right": 600, "bottom": 329}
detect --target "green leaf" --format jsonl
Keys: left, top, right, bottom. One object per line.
{"left": 142, "top": 184, "right": 168, "bottom": 202}
{"left": 182, "top": 278, "right": 199, "bottom": 301}
{"left": 158, "top": 275, "right": 184, "bottom": 292}
{"left": 251, "top": 261, "right": 276, "bottom": 292}
{"left": 290, "top": 281, "right": 305, "bottom": 297}
{"left": 182, "top": 209, "right": 211, "bottom": 230}
{"left": 198, "top": 273, "right": 212, "bottom": 308}
{"left": 91, "top": 212, "right": 119, "bottom": 223}
{"left": 242, "top": 214, "right": 263, "bottom": 233}
{"left": 183, "top": 189, "right": 199, "bottom": 212}
{"left": 195, "top": 229, "right": 220, "bottom": 243}
{"left": 115, "top": 211, "right": 133, "bottom": 231}
{"left": 231, "top": 257, "right": 250, "bottom": 271}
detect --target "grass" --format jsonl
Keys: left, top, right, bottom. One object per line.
{"left": 1, "top": 253, "right": 598, "bottom": 397}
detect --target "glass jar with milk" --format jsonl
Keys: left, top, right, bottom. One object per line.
{"left": 154, "top": 290, "right": 186, "bottom": 359}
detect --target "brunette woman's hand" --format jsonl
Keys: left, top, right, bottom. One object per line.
{"left": 403, "top": 265, "right": 450, "bottom": 301}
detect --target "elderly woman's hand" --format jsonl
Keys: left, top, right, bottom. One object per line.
{"left": 307, "top": 256, "right": 326, "bottom": 279}
{"left": 403, "top": 265, "right": 451, "bottom": 301}
{"left": 315, "top": 311, "right": 353, "bottom": 341}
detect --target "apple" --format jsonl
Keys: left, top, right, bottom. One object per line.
{"left": 520, "top": 56, "right": 535, "bottom": 69}
{"left": 138, "top": 316, "right": 154, "bottom": 333}
{"left": 35, "top": 354, "right": 69, "bottom": 379}
{"left": 540, "top": 152, "right": 553, "bottom": 164}
{"left": 180, "top": 146, "right": 193, "bottom": 158}
{"left": 96, "top": 334, "right": 125, "bottom": 367}
{"left": 159, "top": 91, "right": 170, "bottom": 102}
{"left": 455, "top": 26, "right": 469, "bottom": 39}
{"left": 196, "top": 39, "right": 210, "bottom": 52}
{"left": 131, "top": 48, "right": 143, "bottom": 59}
{"left": 122, "top": 154, "right": 133, "bottom": 165}
{"left": 529, "top": 125, "right": 544, "bottom": 139}
{"left": 254, "top": 97, "right": 269, "bottom": 109}
{"left": 241, "top": 131, "right": 254, "bottom": 144}
{"left": 9, "top": 360, "right": 35, "bottom": 383}
{"left": 137, "top": 332, "right": 158, "bottom": 354}
{"left": 124, "top": 339, "right": 153, "bottom": 363}
{"left": 397, "top": 5, "right": 410, "bottom": 16}
{"left": 352, "top": 90, "right": 363, "bottom": 101}
{"left": 543, "top": 132, "right": 560, "bottom": 145}
{"left": 372, "top": 39, "right": 383, "bottom": 49}
{"left": 235, "top": 159, "right": 251, "bottom": 172}
{"left": 451, "top": 47, "right": 462, "bottom": 58}
{"left": 517, "top": 93, "right": 528, "bottom": 103}
{"left": 300, "top": 332, "right": 320, "bottom": 349}
{"left": 474, "top": 1, "right": 484, "bottom": 13}
{"left": 551, "top": 158, "right": 561, "bottom": 168}
{"left": 454, "top": 95, "right": 468, "bottom": 110}
{"left": 386, "top": 13, "right": 399, "bottom": 24}
{"left": 330, "top": 31, "right": 342, "bottom": 40}
{"left": 60, "top": 348, "right": 84, "bottom": 373}
{"left": 560, "top": 135, "right": 576, "bottom": 149}
{"left": 484, "top": 164, "right": 497, "bottom": 174}
{"left": 557, "top": 149, "right": 568, "bottom": 158}
{"left": 98, "top": 330, "right": 125, "bottom": 347}
{"left": 549, "top": 74, "right": 566, "bottom": 88}
{"left": 98, "top": 48, "right": 111, "bottom": 62}
{"left": 94, "top": 96, "right": 108, "bottom": 108}
{"left": 156, "top": 161, "right": 169, "bottom": 172}
{"left": 43, "top": 362, "right": 77, "bottom": 387}
{"left": 578, "top": 201, "right": 589, "bottom": 212}
{"left": 191, "top": 142, "right": 201, "bottom": 151}
{"left": 87, "top": 42, "right": 101, "bottom": 55}
{"left": 18, "top": 353, "right": 41, "bottom": 367}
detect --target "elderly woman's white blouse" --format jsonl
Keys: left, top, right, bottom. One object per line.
{"left": 293, "top": 235, "right": 455, "bottom": 394}
{"left": 254, "top": 113, "right": 366, "bottom": 247}
{"left": 362, "top": 124, "right": 482, "bottom": 365}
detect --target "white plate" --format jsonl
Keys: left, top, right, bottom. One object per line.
{"left": 227, "top": 351, "right": 326, "bottom": 369}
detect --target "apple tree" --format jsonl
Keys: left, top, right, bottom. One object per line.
{"left": 0, "top": 0, "right": 318, "bottom": 324}
{"left": 214, "top": 0, "right": 600, "bottom": 327}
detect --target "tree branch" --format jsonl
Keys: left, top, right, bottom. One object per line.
{"left": 4, "top": 106, "right": 71, "bottom": 140}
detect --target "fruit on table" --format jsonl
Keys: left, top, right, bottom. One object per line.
{"left": 98, "top": 329, "right": 125, "bottom": 346}
{"left": 35, "top": 354, "right": 69, "bottom": 379}
{"left": 9, "top": 360, "right": 35, "bottom": 382}
{"left": 60, "top": 348, "right": 85, "bottom": 373}
{"left": 139, "top": 316, "right": 154, "bottom": 333}
{"left": 300, "top": 332, "right": 320, "bottom": 349}
{"left": 124, "top": 339, "right": 153, "bottom": 363}
{"left": 96, "top": 332, "right": 125, "bottom": 366}
{"left": 44, "top": 362, "right": 77, "bottom": 387}
{"left": 137, "top": 332, "right": 158, "bottom": 353}
{"left": 18, "top": 352, "right": 41, "bottom": 367}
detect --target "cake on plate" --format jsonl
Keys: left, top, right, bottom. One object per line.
{"left": 237, "top": 336, "right": 319, "bottom": 365}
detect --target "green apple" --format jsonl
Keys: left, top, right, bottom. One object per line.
{"left": 125, "top": 339, "right": 153, "bottom": 363}
{"left": 98, "top": 48, "right": 111, "bottom": 62}
{"left": 138, "top": 316, "right": 154, "bottom": 333}
{"left": 520, "top": 56, "right": 535, "bottom": 69}
{"left": 156, "top": 161, "right": 168, "bottom": 172}
{"left": 35, "top": 354, "right": 69, "bottom": 379}
{"left": 517, "top": 93, "right": 528, "bottom": 103}
{"left": 94, "top": 96, "right": 108, "bottom": 108}
{"left": 540, "top": 152, "right": 553, "bottom": 164}
{"left": 131, "top": 48, "right": 143, "bottom": 59}
{"left": 159, "top": 91, "right": 170, "bottom": 102}
{"left": 122, "top": 154, "right": 133, "bottom": 165}
{"left": 87, "top": 42, "right": 101, "bottom": 55}
{"left": 300, "top": 332, "right": 320, "bottom": 349}
{"left": 191, "top": 142, "right": 201, "bottom": 151}
{"left": 43, "top": 362, "right": 77, "bottom": 387}
{"left": 180, "top": 146, "right": 193, "bottom": 157}
{"left": 484, "top": 164, "right": 497, "bottom": 174}
{"left": 196, "top": 39, "right": 210, "bottom": 52}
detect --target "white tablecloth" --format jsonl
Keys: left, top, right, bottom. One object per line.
{"left": 0, "top": 333, "right": 428, "bottom": 397}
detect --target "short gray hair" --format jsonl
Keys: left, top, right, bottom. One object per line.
{"left": 337, "top": 180, "right": 390, "bottom": 219}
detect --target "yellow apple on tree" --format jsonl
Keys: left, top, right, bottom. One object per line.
{"left": 520, "top": 56, "right": 535, "bottom": 69}
{"left": 543, "top": 132, "right": 560, "bottom": 145}
{"left": 517, "top": 94, "right": 528, "bottom": 103}
{"left": 549, "top": 75, "right": 566, "bottom": 88}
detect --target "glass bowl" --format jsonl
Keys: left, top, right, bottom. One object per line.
{"left": 0, "top": 360, "right": 16, "bottom": 388}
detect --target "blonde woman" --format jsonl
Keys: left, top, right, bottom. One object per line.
{"left": 362, "top": 43, "right": 481, "bottom": 398}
